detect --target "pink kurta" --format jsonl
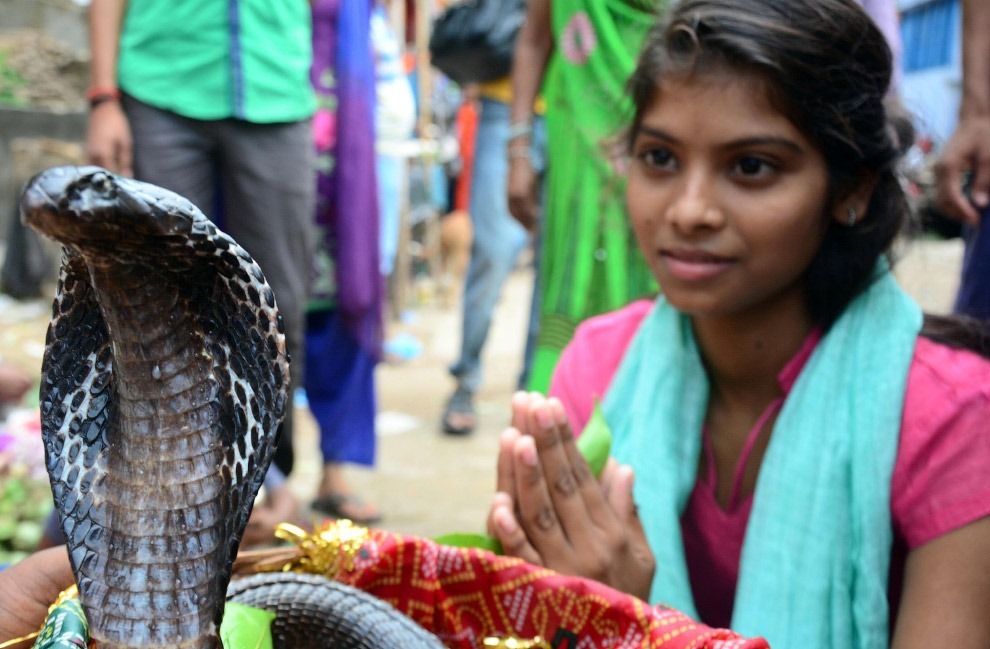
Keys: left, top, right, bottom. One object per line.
{"left": 551, "top": 300, "right": 990, "bottom": 627}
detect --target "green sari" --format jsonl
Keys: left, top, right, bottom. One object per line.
{"left": 528, "top": 0, "right": 663, "bottom": 392}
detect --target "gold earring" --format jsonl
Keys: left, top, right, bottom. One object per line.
{"left": 847, "top": 207, "right": 857, "bottom": 227}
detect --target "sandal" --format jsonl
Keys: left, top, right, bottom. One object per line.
{"left": 441, "top": 387, "right": 476, "bottom": 436}
{"left": 311, "top": 493, "right": 383, "bottom": 525}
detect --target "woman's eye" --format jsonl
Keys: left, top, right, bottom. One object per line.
{"left": 733, "top": 156, "right": 774, "bottom": 178}
{"left": 638, "top": 148, "right": 675, "bottom": 169}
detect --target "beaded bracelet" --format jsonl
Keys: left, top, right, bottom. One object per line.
{"left": 85, "top": 86, "right": 121, "bottom": 109}
{"left": 508, "top": 147, "right": 532, "bottom": 161}
{"left": 507, "top": 120, "right": 532, "bottom": 142}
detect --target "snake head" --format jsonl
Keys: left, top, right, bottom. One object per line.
{"left": 21, "top": 165, "right": 195, "bottom": 252}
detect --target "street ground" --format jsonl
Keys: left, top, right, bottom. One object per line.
{"left": 0, "top": 236, "right": 965, "bottom": 540}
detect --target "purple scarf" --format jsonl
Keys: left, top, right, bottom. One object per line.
{"left": 310, "top": 0, "right": 382, "bottom": 360}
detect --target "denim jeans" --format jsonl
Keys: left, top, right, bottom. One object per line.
{"left": 449, "top": 97, "right": 546, "bottom": 393}
{"left": 954, "top": 206, "right": 990, "bottom": 320}
{"left": 377, "top": 152, "right": 404, "bottom": 277}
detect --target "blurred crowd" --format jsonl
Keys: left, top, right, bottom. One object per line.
{"left": 2, "top": 0, "right": 990, "bottom": 645}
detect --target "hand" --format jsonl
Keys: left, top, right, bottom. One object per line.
{"left": 86, "top": 101, "right": 134, "bottom": 177}
{"left": 487, "top": 393, "right": 655, "bottom": 601}
{"left": 0, "top": 547, "right": 75, "bottom": 643}
{"left": 507, "top": 157, "right": 539, "bottom": 232}
{"left": 934, "top": 112, "right": 990, "bottom": 226}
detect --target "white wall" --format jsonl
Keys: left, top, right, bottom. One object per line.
{"left": 897, "top": 0, "right": 962, "bottom": 148}
{"left": 901, "top": 66, "right": 960, "bottom": 147}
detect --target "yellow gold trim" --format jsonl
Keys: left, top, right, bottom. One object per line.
{"left": 49, "top": 585, "right": 79, "bottom": 611}
{"left": 481, "top": 636, "right": 551, "bottom": 648}
{"left": 273, "top": 519, "right": 370, "bottom": 577}
{"left": 0, "top": 633, "right": 39, "bottom": 648}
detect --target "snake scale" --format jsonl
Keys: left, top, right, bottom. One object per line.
{"left": 20, "top": 166, "right": 445, "bottom": 649}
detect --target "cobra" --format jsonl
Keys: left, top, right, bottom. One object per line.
{"left": 20, "top": 166, "right": 444, "bottom": 649}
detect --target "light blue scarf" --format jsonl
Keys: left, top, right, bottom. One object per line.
{"left": 602, "top": 271, "right": 921, "bottom": 649}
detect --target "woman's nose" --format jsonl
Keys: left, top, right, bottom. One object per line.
{"left": 665, "top": 173, "right": 724, "bottom": 232}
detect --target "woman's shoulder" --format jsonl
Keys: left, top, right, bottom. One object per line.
{"left": 550, "top": 300, "right": 654, "bottom": 431}
{"left": 571, "top": 299, "right": 655, "bottom": 345}
{"left": 564, "top": 299, "right": 654, "bottom": 374}
{"left": 905, "top": 336, "right": 990, "bottom": 425}
{"left": 893, "top": 336, "right": 990, "bottom": 548}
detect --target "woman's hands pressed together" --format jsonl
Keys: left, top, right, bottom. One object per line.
{"left": 487, "top": 392, "right": 655, "bottom": 602}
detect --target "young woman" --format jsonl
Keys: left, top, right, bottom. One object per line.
{"left": 487, "top": 1, "right": 990, "bottom": 647}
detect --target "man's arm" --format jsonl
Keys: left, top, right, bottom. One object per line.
{"left": 89, "top": 0, "right": 126, "bottom": 92}
{"left": 506, "top": 0, "right": 553, "bottom": 230}
{"left": 509, "top": 0, "right": 552, "bottom": 128}
{"left": 934, "top": 0, "right": 990, "bottom": 224}
{"left": 86, "top": 0, "right": 134, "bottom": 176}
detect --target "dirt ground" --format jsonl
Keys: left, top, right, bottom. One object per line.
{"left": 0, "top": 235, "right": 966, "bottom": 540}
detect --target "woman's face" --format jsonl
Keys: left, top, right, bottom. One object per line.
{"left": 627, "top": 70, "right": 835, "bottom": 324}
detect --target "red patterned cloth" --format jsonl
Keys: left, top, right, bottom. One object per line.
{"left": 323, "top": 528, "right": 769, "bottom": 649}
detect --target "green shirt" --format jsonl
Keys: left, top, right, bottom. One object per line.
{"left": 118, "top": 0, "right": 315, "bottom": 123}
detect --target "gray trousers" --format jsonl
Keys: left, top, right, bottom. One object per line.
{"left": 123, "top": 95, "right": 316, "bottom": 476}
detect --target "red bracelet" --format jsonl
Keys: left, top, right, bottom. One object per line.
{"left": 85, "top": 86, "right": 121, "bottom": 108}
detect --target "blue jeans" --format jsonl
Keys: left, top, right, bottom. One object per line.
{"left": 377, "top": 153, "right": 404, "bottom": 277}
{"left": 449, "top": 98, "right": 546, "bottom": 393}
{"left": 954, "top": 206, "right": 990, "bottom": 320}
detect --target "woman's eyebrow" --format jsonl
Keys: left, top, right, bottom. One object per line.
{"left": 727, "top": 136, "right": 804, "bottom": 153}
{"left": 636, "top": 125, "right": 804, "bottom": 154}
{"left": 636, "top": 125, "right": 678, "bottom": 142}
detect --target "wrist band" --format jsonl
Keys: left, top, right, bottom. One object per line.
{"left": 86, "top": 86, "right": 121, "bottom": 109}
{"left": 508, "top": 147, "right": 532, "bottom": 161}
{"left": 507, "top": 120, "right": 532, "bottom": 142}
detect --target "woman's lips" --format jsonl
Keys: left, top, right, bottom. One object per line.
{"left": 661, "top": 250, "right": 734, "bottom": 281}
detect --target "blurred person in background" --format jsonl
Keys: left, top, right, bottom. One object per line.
{"left": 373, "top": 0, "right": 417, "bottom": 279}
{"left": 85, "top": 0, "right": 316, "bottom": 477}
{"left": 306, "top": 0, "right": 385, "bottom": 524}
{"left": 508, "top": 0, "right": 661, "bottom": 393}
{"left": 935, "top": 0, "right": 990, "bottom": 321}
{"left": 441, "top": 72, "right": 546, "bottom": 436}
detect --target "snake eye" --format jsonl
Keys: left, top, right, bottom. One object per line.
{"left": 90, "top": 172, "right": 115, "bottom": 196}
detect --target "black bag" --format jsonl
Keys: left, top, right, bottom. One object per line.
{"left": 428, "top": 0, "right": 526, "bottom": 86}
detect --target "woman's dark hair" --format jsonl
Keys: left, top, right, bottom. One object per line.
{"left": 626, "top": 0, "right": 910, "bottom": 329}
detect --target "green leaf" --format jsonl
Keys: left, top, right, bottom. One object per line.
{"left": 433, "top": 532, "right": 503, "bottom": 555}
{"left": 220, "top": 602, "right": 275, "bottom": 649}
{"left": 576, "top": 399, "right": 612, "bottom": 478}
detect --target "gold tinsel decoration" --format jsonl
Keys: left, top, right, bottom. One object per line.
{"left": 481, "top": 636, "right": 551, "bottom": 649}
{"left": 272, "top": 519, "right": 370, "bottom": 576}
